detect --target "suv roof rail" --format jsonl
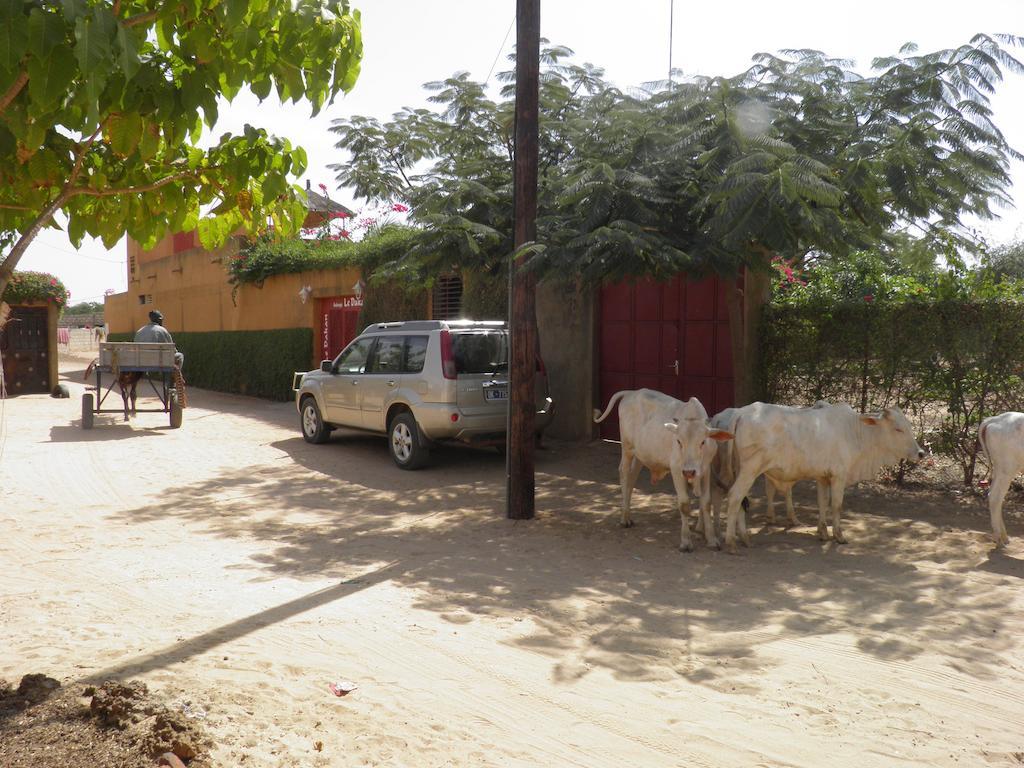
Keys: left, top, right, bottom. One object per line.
{"left": 361, "top": 319, "right": 507, "bottom": 334}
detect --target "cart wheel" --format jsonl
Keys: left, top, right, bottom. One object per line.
{"left": 82, "top": 393, "right": 94, "bottom": 430}
{"left": 169, "top": 399, "right": 183, "bottom": 429}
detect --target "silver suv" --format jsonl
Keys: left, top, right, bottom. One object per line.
{"left": 293, "top": 320, "right": 554, "bottom": 469}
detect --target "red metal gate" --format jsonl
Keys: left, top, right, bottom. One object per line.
{"left": 317, "top": 296, "right": 364, "bottom": 364}
{"left": 598, "top": 275, "right": 734, "bottom": 439}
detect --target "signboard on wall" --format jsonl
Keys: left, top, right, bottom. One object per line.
{"left": 318, "top": 296, "right": 363, "bottom": 363}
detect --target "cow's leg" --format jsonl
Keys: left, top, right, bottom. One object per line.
{"left": 120, "top": 386, "right": 130, "bottom": 421}
{"left": 987, "top": 469, "right": 1012, "bottom": 547}
{"left": 764, "top": 477, "right": 778, "bottom": 525}
{"left": 724, "top": 469, "right": 759, "bottom": 553}
{"left": 816, "top": 480, "right": 830, "bottom": 541}
{"left": 698, "top": 474, "right": 719, "bottom": 549}
{"left": 670, "top": 468, "right": 694, "bottom": 552}
{"left": 619, "top": 448, "right": 642, "bottom": 528}
{"left": 784, "top": 484, "right": 799, "bottom": 527}
{"left": 709, "top": 482, "right": 722, "bottom": 538}
{"left": 829, "top": 478, "right": 847, "bottom": 544}
{"left": 130, "top": 380, "right": 138, "bottom": 417}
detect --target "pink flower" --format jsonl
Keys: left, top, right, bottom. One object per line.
{"left": 318, "top": 183, "right": 328, "bottom": 193}
{"left": 864, "top": 294, "right": 874, "bottom": 303}
{"left": 49, "top": 278, "right": 57, "bottom": 286}
{"left": 339, "top": 230, "right": 350, "bottom": 239}
{"left": 391, "top": 203, "right": 410, "bottom": 213}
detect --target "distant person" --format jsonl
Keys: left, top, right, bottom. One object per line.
{"left": 135, "top": 310, "right": 184, "bottom": 370}
{"left": 94, "top": 324, "right": 106, "bottom": 344}
{"left": 135, "top": 310, "right": 187, "bottom": 407}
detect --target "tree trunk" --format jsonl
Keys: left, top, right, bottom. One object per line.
{"left": 725, "top": 267, "right": 771, "bottom": 406}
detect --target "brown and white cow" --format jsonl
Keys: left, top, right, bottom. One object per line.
{"left": 978, "top": 411, "right": 1023, "bottom": 546}
{"left": 594, "top": 389, "right": 733, "bottom": 551}
{"left": 719, "top": 402, "right": 924, "bottom": 553}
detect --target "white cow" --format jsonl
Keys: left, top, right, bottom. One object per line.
{"left": 720, "top": 402, "right": 924, "bottom": 553}
{"left": 978, "top": 412, "right": 1023, "bottom": 546}
{"left": 711, "top": 401, "right": 831, "bottom": 528}
{"left": 594, "top": 389, "right": 733, "bottom": 551}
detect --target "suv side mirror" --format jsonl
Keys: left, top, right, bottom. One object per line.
{"left": 320, "top": 360, "right": 333, "bottom": 373}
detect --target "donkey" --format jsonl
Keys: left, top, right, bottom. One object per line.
{"left": 85, "top": 360, "right": 143, "bottom": 421}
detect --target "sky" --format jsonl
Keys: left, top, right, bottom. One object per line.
{"left": 16, "top": 0, "right": 1024, "bottom": 306}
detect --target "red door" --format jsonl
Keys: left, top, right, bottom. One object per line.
{"left": 317, "top": 296, "right": 364, "bottom": 363}
{"left": 0, "top": 307, "right": 50, "bottom": 395}
{"left": 598, "top": 274, "right": 734, "bottom": 439}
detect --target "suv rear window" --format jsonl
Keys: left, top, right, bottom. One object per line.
{"left": 452, "top": 331, "right": 507, "bottom": 374}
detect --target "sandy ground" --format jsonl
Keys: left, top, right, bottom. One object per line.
{"left": 1, "top": 353, "right": 1023, "bottom": 767}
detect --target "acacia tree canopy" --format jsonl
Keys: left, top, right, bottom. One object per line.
{"left": 0, "top": 0, "right": 363, "bottom": 297}
{"left": 331, "top": 34, "right": 1022, "bottom": 280}
{"left": 330, "top": 35, "right": 1022, "bottom": 403}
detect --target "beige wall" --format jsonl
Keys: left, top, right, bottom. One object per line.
{"left": 106, "top": 238, "right": 362, "bottom": 366}
{"left": 537, "top": 280, "right": 596, "bottom": 442}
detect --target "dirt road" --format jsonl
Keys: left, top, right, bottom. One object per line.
{"left": 1, "top": 354, "right": 1022, "bottom": 766}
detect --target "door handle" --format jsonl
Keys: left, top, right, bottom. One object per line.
{"left": 669, "top": 360, "right": 679, "bottom": 375}
{"left": 387, "top": 380, "right": 396, "bottom": 387}
{"left": 351, "top": 380, "right": 359, "bottom": 385}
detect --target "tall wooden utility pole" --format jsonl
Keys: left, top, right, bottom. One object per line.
{"left": 506, "top": 0, "right": 540, "bottom": 520}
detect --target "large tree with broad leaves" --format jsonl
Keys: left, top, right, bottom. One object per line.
{"left": 331, "top": 35, "right": 1022, "bottom": 404}
{"left": 0, "top": 0, "right": 362, "bottom": 299}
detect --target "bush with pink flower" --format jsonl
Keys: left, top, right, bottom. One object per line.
{"left": 1, "top": 271, "right": 70, "bottom": 308}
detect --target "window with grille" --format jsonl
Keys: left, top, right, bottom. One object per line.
{"left": 432, "top": 275, "right": 463, "bottom": 320}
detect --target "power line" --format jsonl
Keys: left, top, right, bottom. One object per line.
{"left": 485, "top": 14, "right": 516, "bottom": 85}
{"left": 668, "top": 0, "right": 674, "bottom": 87}
{"left": 31, "top": 240, "right": 124, "bottom": 263}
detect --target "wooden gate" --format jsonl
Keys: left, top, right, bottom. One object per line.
{"left": 598, "top": 275, "right": 734, "bottom": 439}
{"left": 317, "top": 296, "right": 364, "bottom": 363}
{"left": 0, "top": 306, "right": 51, "bottom": 395}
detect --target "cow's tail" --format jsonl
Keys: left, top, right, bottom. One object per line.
{"left": 977, "top": 421, "right": 992, "bottom": 484}
{"left": 593, "top": 390, "right": 630, "bottom": 424}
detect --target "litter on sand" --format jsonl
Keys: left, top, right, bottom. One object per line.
{"left": 329, "top": 680, "right": 358, "bottom": 697}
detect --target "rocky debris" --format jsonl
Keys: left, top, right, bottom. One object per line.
{"left": 0, "top": 674, "right": 214, "bottom": 767}
{"left": 88, "top": 680, "right": 153, "bottom": 728}
{"left": 3, "top": 674, "right": 61, "bottom": 708}
{"left": 86, "top": 680, "right": 210, "bottom": 763}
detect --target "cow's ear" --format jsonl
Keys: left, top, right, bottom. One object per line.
{"left": 860, "top": 415, "right": 880, "bottom": 426}
{"left": 664, "top": 422, "right": 679, "bottom": 433}
{"left": 708, "top": 429, "right": 733, "bottom": 441}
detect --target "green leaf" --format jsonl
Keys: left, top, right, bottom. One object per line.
{"left": 138, "top": 120, "right": 160, "bottom": 160}
{"left": 74, "top": 8, "right": 114, "bottom": 74}
{"left": 0, "top": 0, "right": 29, "bottom": 73}
{"left": 26, "top": 43, "right": 76, "bottom": 107}
{"left": 106, "top": 112, "right": 142, "bottom": 156}
{"left": 116, "top": 25, "right": 140, "bottom": 80}
{"left": 27, "top": 8, "right": 65, "bottom": 62}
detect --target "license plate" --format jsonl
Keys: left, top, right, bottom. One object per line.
{"left": 484, "top": 387, "right": 508, "bottom": 401}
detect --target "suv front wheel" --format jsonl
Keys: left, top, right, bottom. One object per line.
{"left": 389, "top": 412, "right": 429, "bottom": 470}
{"left": 300, "top": 397, "right": 331, "bottom": 444}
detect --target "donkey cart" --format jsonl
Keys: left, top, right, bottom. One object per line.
{"left": 82, "top": 342, "right": 183, "bottom": 429}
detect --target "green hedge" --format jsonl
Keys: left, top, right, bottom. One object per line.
{"left": 109, "top": 328, "right": 312, "bottom": 401}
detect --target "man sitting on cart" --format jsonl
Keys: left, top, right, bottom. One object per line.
{"left": 135, "top": 309, "right": 187, "bottom": 405}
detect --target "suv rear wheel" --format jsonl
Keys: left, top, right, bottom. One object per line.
{"left": 300, "top": 397, "right": 331, "bottom": 444}
{"left": 389, "top": 412, "right": 429, "bottom": 469}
